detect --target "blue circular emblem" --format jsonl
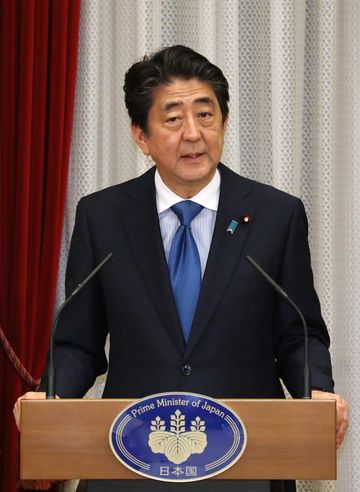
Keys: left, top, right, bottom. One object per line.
{"left": 109, "top": 392, "right": 247, "bottom": 482}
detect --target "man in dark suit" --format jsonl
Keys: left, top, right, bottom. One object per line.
{"left": 15, "top": 46, "right": 348, "bottom": 490}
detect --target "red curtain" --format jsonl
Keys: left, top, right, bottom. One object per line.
{"left": 0, "top": 1, "right": 81, "bottom": 490}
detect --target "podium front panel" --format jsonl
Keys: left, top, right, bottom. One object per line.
{"left": 20, "top": 399, "right": 336, "bottom": 480}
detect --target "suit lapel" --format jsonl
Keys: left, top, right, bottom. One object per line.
{"left": 120, "top": 168, "right": 186, "bottom": 354}
{"left": 185, "top": 165, "right": 256, "bottom": 358}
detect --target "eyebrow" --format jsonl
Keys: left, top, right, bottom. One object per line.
{"left": 162, "top": 97, "right": 215, "bottom": 112}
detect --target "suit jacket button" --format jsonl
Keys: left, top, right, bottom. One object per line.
{"left": 182, "top": 364, "right": 192, "bottom": 376}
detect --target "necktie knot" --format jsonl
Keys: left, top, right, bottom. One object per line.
{"left": 171, "top": 200, "right": 203, "bottom": 226}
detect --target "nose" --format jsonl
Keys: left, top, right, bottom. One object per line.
{"left": 182, "top": 116, "right": 201, "bottom": 141}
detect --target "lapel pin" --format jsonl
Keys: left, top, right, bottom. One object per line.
{"left": 227, "top": 219, "right": 238, "bottom": 234}
{"left": 242, "top": 214, "right": 251, "bottom": 224}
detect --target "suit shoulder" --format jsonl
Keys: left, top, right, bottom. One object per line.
{"left": 77, "top": 167, "right": 155, "bottom": 210}
{"left": 245, "top": 177, "right": 301, "bottom": 205}
{"left": 220, "top": 164, "right": 302, "bottom": 208}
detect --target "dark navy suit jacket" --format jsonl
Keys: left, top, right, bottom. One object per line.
{"left": 48, "top": 163, "right": 334, "bottom": 399}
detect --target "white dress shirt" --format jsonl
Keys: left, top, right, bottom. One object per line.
{"left": 155, "top": 169, "right": 220, "bottom": 277}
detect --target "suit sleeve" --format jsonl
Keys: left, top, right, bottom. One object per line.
{"left": 274, "top": 198, "right": 334, "bottom": 397}
{"left": 41, "top": 197, "right": 109, "bottom": 397}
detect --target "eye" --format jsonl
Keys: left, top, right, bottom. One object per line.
{"left": 165, "top": 116, "right": 181, "bottom": 124}
{"left": 198, "top": 112, "right": 213, "bottom": 119}
{"left": 198, "top": 112, "right": 214, "bottom": 125}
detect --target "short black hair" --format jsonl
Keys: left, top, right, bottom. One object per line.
{"left": 123, "top": 45, "right": 229, "bottom": 133}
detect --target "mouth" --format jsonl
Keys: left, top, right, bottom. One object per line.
{"left": 181, "top": 152, "right": 205, "bottom": 160}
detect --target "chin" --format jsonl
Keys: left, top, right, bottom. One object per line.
{"left": 181, "top": 170, "right": 208, "bottom": 182}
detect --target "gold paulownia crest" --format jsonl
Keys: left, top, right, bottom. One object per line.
{"left": 148, "top": 409, "right": 207, "bottom": 464}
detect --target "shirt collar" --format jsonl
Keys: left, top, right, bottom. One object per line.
{"left": 155, "top": 168, "right": 221, "bottom": 214}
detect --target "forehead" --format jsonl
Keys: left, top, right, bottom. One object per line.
{"left": 151, "top": 78, "right": 218, "bottom": 110}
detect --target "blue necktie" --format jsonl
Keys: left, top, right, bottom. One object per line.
{"left": 168, "top": 201, "right": 203, "bottom": 342}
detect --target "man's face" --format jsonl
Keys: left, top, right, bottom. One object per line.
{"left": 132, "top": 78, "right": 228, "bottom": 198}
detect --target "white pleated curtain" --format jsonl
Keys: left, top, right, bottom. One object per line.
{"left": 58, "top": 1, "right": 360, "bottom": 491}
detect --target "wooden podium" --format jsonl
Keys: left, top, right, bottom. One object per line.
{"left": 20, "top": 399, "right": 336, "bottom": 481}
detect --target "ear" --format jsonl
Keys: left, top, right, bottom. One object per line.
{"left": 131, "top": 125, "right": 150, "bottom": 156}
{"left": 223, "top": 114, "right": 229, "bottom": 131}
